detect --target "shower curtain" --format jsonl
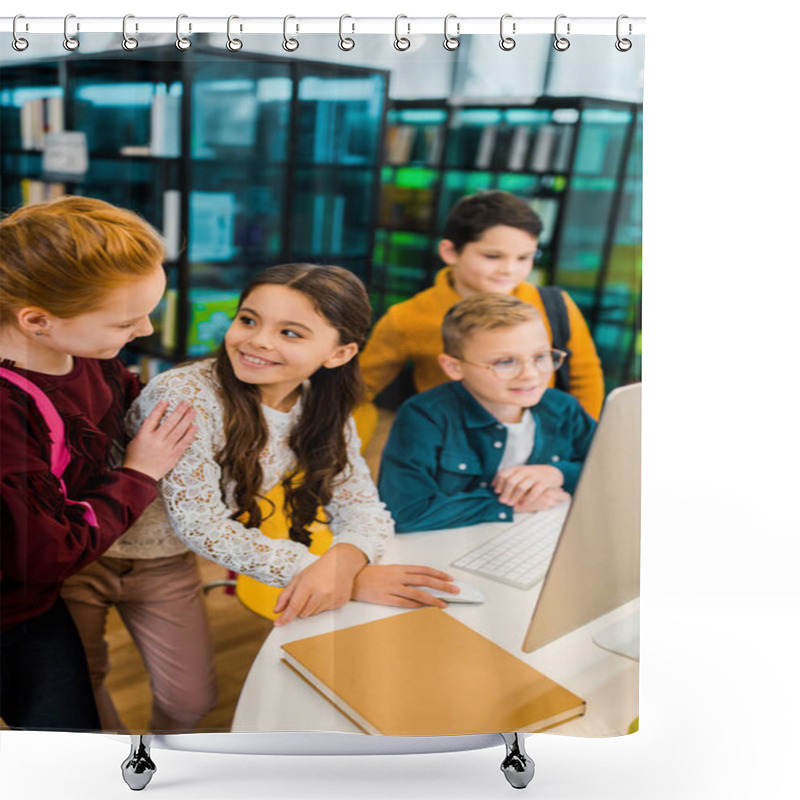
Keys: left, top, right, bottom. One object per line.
{"left": 0, "top": 15, "right": 643, "bottom": 744}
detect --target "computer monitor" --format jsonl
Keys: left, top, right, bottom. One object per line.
{"left": 522, "top": 382, "right": 641, "bottom": 658}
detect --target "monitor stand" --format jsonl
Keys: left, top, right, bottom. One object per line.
{"left": 592, "top": 607, "right": 640, "bottom": 661}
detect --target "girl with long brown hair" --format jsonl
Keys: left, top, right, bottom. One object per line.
{"left": 66, "top": 263, "right": 458, "bottom": 731}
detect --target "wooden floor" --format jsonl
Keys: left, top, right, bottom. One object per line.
{"left": 1, "top": 408, "right": 395, "bottom": 733}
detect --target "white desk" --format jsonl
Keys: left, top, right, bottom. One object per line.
{"left": 232, "top": 517, "right": 638, "bottom": 737}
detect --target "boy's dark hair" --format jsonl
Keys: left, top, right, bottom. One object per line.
{"left": 441, "top": 190, "right": 543, "bottom": 253}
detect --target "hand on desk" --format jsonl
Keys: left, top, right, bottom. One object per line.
{"left": 492, "top": 465, "right": 565, "bottom": 508}
{"left": 273, "top": 543, "right": 368, "bottom": 627}
{"left": 352, "top": 564, "right": 458, "bottom": 609}
{"left": 512, "top": 487, "right": 571, "bottom": 513}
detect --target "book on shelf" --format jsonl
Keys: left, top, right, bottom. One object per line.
{"left": 187, "top": 289, "right": 240, "bottom": 356}
{"left": 46, "top": 97, "right": 64, "bottom": 139}
{"left": 281, "top": 607, "right": 585, "bottom": 736}
{"left": 20, "top": 103, "right": 38, "bottom": 150}
{"left": 489, "top": 127, "right": 518, "bottom": 171}
{"left": 43, "top": 131, "right": 89, "bottom": 176}
{"left": 19, "top": 179, "right": 66, "bottom": 205}
{"left": 150, "top": 88, "right": 181, "bottom": 157}
{"left": 506, "top": 126, "right": 532, "bottom": 171}
{"left": 119, "top": 145, "right": 153, "bottom": 157}
{"left": 474, "top": 125, "right": 498, "bottom": 170}
{"left": 528, "top": 197, "right": 559, "bottom": 246}
{"left": 552, "top": 125, "right": 575, "bottom": 173}
{"left": 118, "top": 89, "right": 181, "bottom": 157}
{"left": 387, "top": 123, "right": 445, "bottom": 167}
{"left": 385, "top": 125, "right": 415, "bottom": 165}
{"left": 528, "top": 124, "right": 578, "bottom": 174}
{"left": 309, "top": 193, "right": 346, "bottom": 255}
{"left": 422, "top": 126, "right": 445, "bottom": 166}
{"left": 530, "top": 125, "right": 559, "bottom": 173}
{"left": 160, "top": 287, "right": 241, "bottom": 355}
{"left": 19, "top": 96, "right": 64, "bottom": 150}
{"left": 160, "top": 290, "right": 178, "bottom": 350}
{"left": 188, "top": 191, "right": 237, "bottom": 262}
{"left": 162, "top": 190, "right": 181, "bottom": 262}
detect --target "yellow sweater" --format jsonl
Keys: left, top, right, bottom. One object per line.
{"left": 360, "top": 267, "right": 605, "bottom": 420}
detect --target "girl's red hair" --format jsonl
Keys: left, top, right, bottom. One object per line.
{"left": 0, "top": 195, "right": 165, "bottom": 321}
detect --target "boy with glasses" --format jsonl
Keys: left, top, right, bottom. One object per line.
{"left": 378, "top": 294, "right": 596, "bottom": 533}
{"left": 360, "top": 190, "right": 604, "bottom": 421}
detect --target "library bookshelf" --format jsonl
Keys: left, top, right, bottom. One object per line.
{"left": 1, "top": 47, "right": 639, "bottom": 387}
{"left": 0, "top": 44, "right": 388, "bottom": 378}
{"left": 374, "top": 97, "right": 642, "bottom": 390}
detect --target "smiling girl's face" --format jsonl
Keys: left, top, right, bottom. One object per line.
{"left": 224, "top": 283, "right": 358, "bottom": 411}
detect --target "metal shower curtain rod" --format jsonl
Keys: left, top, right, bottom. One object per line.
{"left": 0, "top": 15, "right": 646, "bottom": 37}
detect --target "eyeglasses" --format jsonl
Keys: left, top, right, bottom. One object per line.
{"left": 454, "top": 349, "right": 567, "bottom": 380}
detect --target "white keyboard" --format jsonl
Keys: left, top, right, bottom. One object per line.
{"left": 451, "top": 502, "right": 570, "bottom": 589}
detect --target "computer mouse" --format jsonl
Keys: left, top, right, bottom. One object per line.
{"left": 416, "top": 580, "right": 486, "bottom": 604}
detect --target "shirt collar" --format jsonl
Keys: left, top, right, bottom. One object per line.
{"left": 450, "top": 381, "right": 503, "bottom": 429}
{"left": 434, "top": 267, "right": 461, "bottom": 303}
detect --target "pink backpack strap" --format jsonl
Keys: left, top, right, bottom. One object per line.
{"left": 1, "top": 367, "right": 98, "bottom": 527}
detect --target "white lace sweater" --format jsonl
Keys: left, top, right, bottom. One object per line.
{"left": 105, "top": 359, "right": 392, "bottom": 586}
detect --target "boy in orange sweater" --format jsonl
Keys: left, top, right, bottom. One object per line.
{"left": 360, "top": 190, "right": 604, "bottom": 420}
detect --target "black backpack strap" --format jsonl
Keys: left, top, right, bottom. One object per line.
{"left": 537, "top": 285, "right": 572, "bottom": 393}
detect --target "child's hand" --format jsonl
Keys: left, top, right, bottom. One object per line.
{"left": 123, "top": 400, "right": 197, "bottom": 482}
{"left": 273, "top": 543, "right": 368, "bottom": 627}
{"left": 492, "top": 464, "right": 563, "bottom": 506}
{"left": 351, "top": 564, "right": 458, "bottom": 609}
{"left": 512, "top": 487, "right": 570, "bottom": 514}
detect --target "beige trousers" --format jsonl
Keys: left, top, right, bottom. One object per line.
{"left": 61, "top": 551, "right": 218, "bottom": 733}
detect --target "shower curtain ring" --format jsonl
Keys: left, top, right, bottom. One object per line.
{"left": 615, "top": 15, "right": 633, "bottom": 51}
{"left": 443, "top": 14, "right": 460, "bottom": 50}
{"left": 12, "top": 14, "right": 29, "bottom": 51}
{"left": 338, "top": 14, "right": 355, "bottom": 50}
{"left": 176, "top": 14, "right": 191, "bottom": 50}
{"left": 553, "top": 14, "right": 570, "bottom": 51}
{"left": 499, "top": 14, "right": 516, "bottom": 51}
{"left": 283, "top": 15, "right": 299, "bottom": 51}
{"left": 394, "top": 15, "right": 411, "bottom": 51}
{"left": 227, "top": 15, "right": 243, "bottom": 51}
{"left": 122, "top": 14, "right": 139, "bottom": 50}
{"left": 63, "top": 13, "right": 80, "bottom": 51}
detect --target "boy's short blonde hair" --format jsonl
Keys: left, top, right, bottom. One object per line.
{"left": 441, "top": 293, "right": 542, "bottom": 357}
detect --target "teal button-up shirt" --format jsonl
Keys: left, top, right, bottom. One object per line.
{"left": 378, "top": 381, "right": 596, "bottom": 533}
